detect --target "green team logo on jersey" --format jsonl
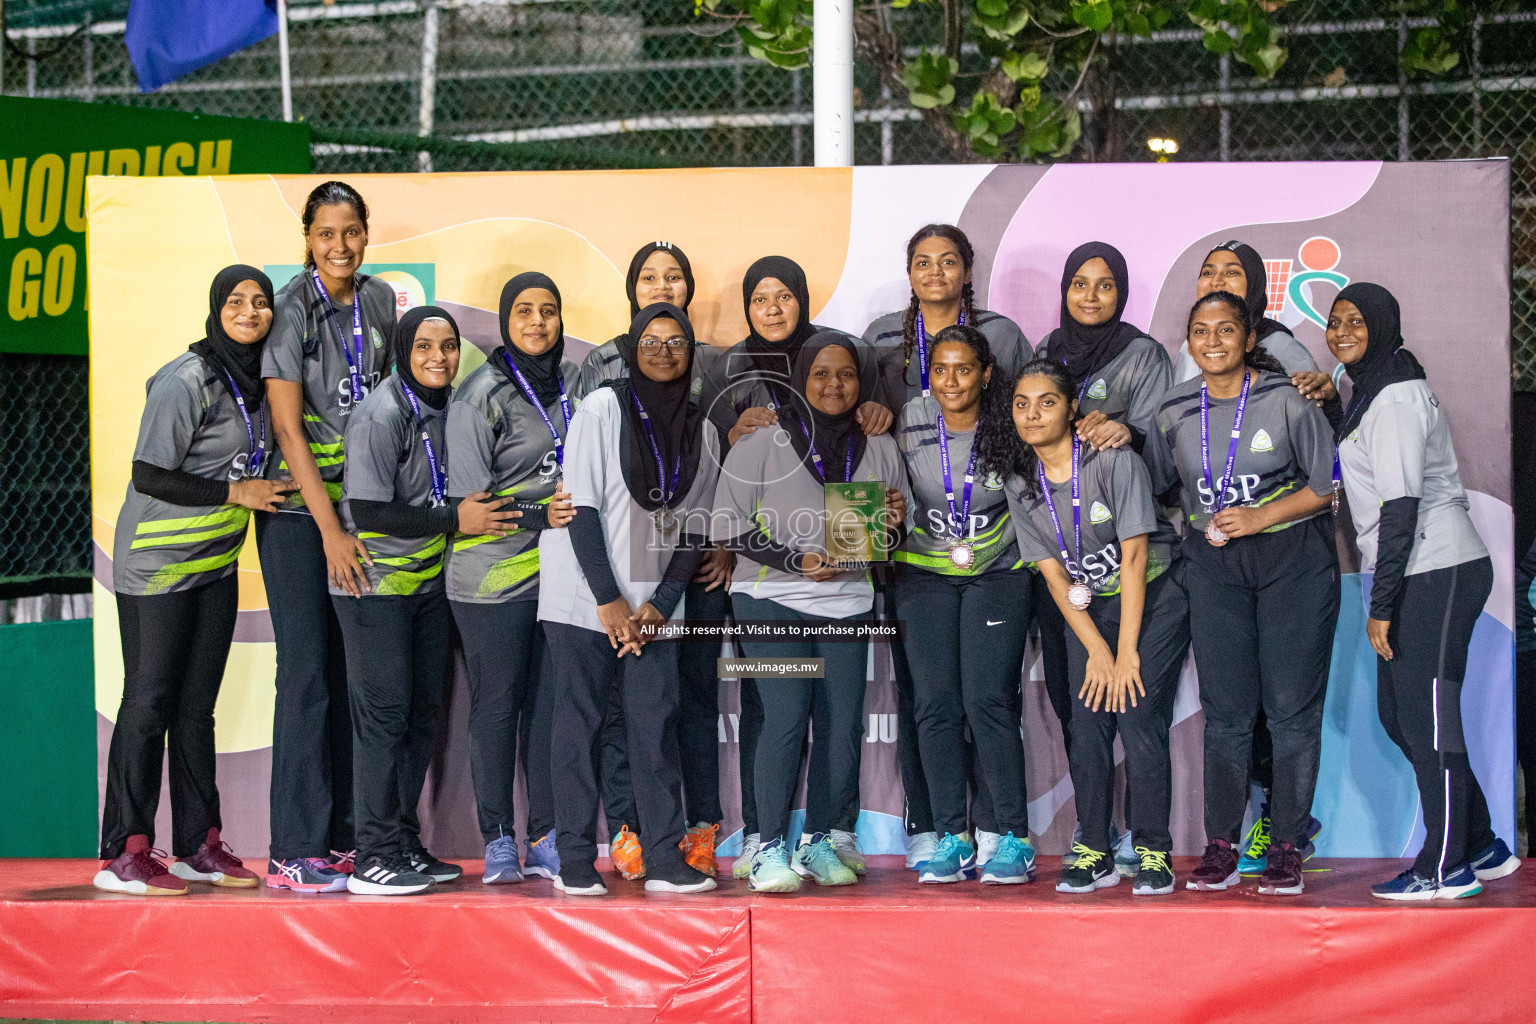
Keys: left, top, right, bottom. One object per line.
{"left": 1089, "top": 500, "right": 1113, "bottom": 524}
{"left": 371, "top": 327, "right": 384, "bottom": 349}
{"left": 1086, "top": 378, "right": 1108, "bottom": 400}
{"left": 691, "top": 377, "right": 703, "bottom": 396}
{"left": 982, "top": 471, "right": 1005, "bottom": 491}
{"left": 1250, "top": 428, "right": 1274, "bottom": 453}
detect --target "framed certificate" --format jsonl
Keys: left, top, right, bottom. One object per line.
{"left": 824, "top": 480, "right": 888, "bottom": 566}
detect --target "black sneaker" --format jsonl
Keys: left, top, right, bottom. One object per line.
{"left": 644, "top": 858, "right": 718, "bottom": 894}
{"left": 1131, "top": 847, "right": 1175, "bottom": 896}
{"left": 347, "top": 854, "right": 433, "bottom": 896}
{"left": 1186, "top": 838, "right": 1240, "bottom": 891}
{"left": 554, "top": 859, "right": 608, "bottom": 897}
{"left": 1055, "top": 845, "right": 1120, "bottom": 893}
{"left": 405, "top": 846, "right": 463, "bottom": 884}
{"left": 1257, "top": 841, "right": 1305, "bottom": 896}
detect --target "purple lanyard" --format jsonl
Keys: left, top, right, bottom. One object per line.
{"left": 399, "top": 382, "right": 446, "bottom": 506}
{"left": 503, "top": 350, "right": 572, "bottom": 467}
{"left": 310, "top": 269, "right": 366, "bottom": 402}
{"left": 913, "top": 308, "right": 965, "bottom": 398}
{"left": 935, "top": 410, "right": 977, "bottom": 537}
{"left": 630, "top": 390, "right": 682, "bottom": 504}
{"left": 1036, "top": 437, "right": 1084, "bottom": 580}
{"left": 221, "top": 369, "right": 266, "bottom": 475}
{"left": 794, "top": 417, "right": 855, "bottom": 484}
{"left": 1200, "top": 370, "right": 1253, "bottom": 514}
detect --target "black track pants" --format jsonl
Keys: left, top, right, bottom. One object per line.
{"left": 1184, "top": 517, "right": 1339, "bottom": 848}
{"left": 101, "top": 574, "right": 238, "bottom": 859}
{"left": 1378, "top": 557, "right": 1496, "bottom": 879}
{"left": 1035, "top": 592, "right": 1074, "bottom": 758}
{"left": 1063, "top": 571, "right": 1190, "bottom": 852}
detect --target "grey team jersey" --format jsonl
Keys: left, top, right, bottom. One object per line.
{"left": 333, "top": 374, "right": 450, "bottom": 598}
{"left": 711, "top": 426, "right": 910, "bottom": 619}
{"left": 862, "top": 309, "right": 1033, "bottom": 412}
{"left": 1007, "top": 446, "right": 1176, "bottom": 596}
{"left": 1338, "top": 379, "right": 1486, "bottom": 576}
{"left": 1146, "top": 369, "right": 1336, "bottom": 536}
{"left": 444, "top": 355, "right": 580, "bottom": 603}
{"left": 895, "top": 395, "right": 1019, "bottom": 577}
{"left": 537, "top": 386, "right": 722, "bottom": 632}
{"left": 698, "top": 333, "right": 883, "bottom": 442}
{"left": 570, "top": 334, "right": 713, "bottom": 404}
{"left": 1037, "top": 331, "right": 1171, "bottom": 441}
{"left": 1174, "top": 325, "right": 1316, "bottom": 383}
{"left": 262, "top": 272, "right": 397, "bottom": 508}
{"left": 113, "top": 351, "right": 270, "bottom": 597}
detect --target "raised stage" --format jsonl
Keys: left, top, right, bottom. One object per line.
{"left": 2, "top": 856, "right": 1533, "bottom": 1024}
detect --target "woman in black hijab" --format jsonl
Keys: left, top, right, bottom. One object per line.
{"left": 710, "top": 331, "right": 909, "bottom": 892}
{"left": 98, "top": 266, "right": 294, "bottom": 895}
{"left": 540, "top": 302, "right": 723, "bottom": 897}
{"left": 1325, "top": 284, "right": 1510, "bottom": 899}
{"left": 572, "top": 242, "right": 696, "bottom": 398}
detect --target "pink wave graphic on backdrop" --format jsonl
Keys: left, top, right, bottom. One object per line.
{"left": 988, "top": 161, "right": 1383, "bottom": 343}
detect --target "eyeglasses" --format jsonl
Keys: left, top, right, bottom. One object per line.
{"left": 637, "top": 338, "right": 691, "bottom": 351}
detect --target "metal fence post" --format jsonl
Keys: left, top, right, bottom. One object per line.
{"left": 82, "top": 11, "right": 94, "bottom": 103}
{"left": 277, "top": 0, "right": 294, "bottom": 122}
{"left": 1218, "top": 52, "right": 1231, "bottom": 162}
{"left": 419, "top": 0, "right": 440, "bottom": 173}
{"left": 26, "top": 35, "right": 36, "bottom": 97}
{"left": 1472, "top": 13, "right": 1484, "bottom": 155}
{"left": 1397, "top": 9, "right": 1409, "bottom": 160}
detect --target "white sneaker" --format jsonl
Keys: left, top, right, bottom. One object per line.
{"left": 905, "top": 831, "right": 939, "bottom": 870}
{"left": 732, "top": 832, "right": 761, "bottom": 880}
{"left": 830, "top": 829, "right": 866, "bottom": 875}
{"left": 974, "top": 829, "right": 1001, "bottom": 868}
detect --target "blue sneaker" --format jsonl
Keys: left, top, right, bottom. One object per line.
{"left": 919, "top": 832, "right": 976, "bottom": 883}
{"left": 1372, "top": 864, "right": 1483, "bottom": 901}
{"left": 979, "top": 832, "right": 1036, "bottom": 885}
{"left": 1470, "top": 838, "right": 1521, "bottom": 881}
{"left": 1300, "top": 814, "right": 1323, "bottom": 861}
{"left": 265, "top": 857, "right": 348, "bottom": 893}
{"left": 794, "top": 833, "right": 858, "bottom": 886}
{"left": 483, "top": 834, "right": 523, "bottom": 885}
{"left": 523, "top": 829, "right": 560, "bottom": 880}
{"left": 1238, "top": 810, "right": 1271, "bottom": 873}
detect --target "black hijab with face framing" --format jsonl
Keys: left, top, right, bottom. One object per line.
{"left": 741, "top": 255, "right": 816, "bottom": 379}
{"left": 190, "top": 264, "right": 274, "bottom": 411}
{"left": 393, "top": 305, "right": 459, "bottom": 411}
{"left": 777, "top": 330, "right": 868, "bottom": 485}
{"left": 625, "top": 241, "right": 695, "bottom": 318}
{"left": 495, "top": 272, "right": 566, "bottom": 406}
{"left": 611, "top": 302, "right": 705, "bottom": 512}
{"left": 1052, "top": 241, "right": 1143, "bottom": 385}
{"left": 1332, "top": 282, "right": 1426, "bottom": 443}
{"left": 1205, "top": 240, "right": 1287, "bottom": 343}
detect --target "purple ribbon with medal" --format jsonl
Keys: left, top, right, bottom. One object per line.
{"left": 222, "top": 369, "right": 266, "bottom": 477}
{"left": 310, "top": 268, "right": 368, "bottom": 403}
{"left": 1036, "top": 436, "right": 1093, "bottom": 610}
{"left": 502, "top": 350, "right": 572, "bottom": 468}
{"left": 1199, "top": 370, "right": 1252, "bottom": 545}
{"left": 935, "top": 409, "right": 978, "bottom": 570}
{"left": 399, "top": 381, "right": 447, "bottom": 507}
{"left": 631, "top": 390, "right": 683, "bottom": 535}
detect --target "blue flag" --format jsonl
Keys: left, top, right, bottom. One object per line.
{"left": 125, "top": 0, "right": 278, "bottom": 93}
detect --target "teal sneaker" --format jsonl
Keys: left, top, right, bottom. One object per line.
{"left": 979, "top": 832, "right": 1036, "bottom": 885}
{"left": 794, "top": 833, "right": 858, "bottom": 886}
{"left": 1238, "top": 811, "right": 1272, "bottom": 874}
{"left": 1113, "top": 827, "right": 1138, "bottom": 878}
{"left": 919, "top": 832, "right": 976, "bottom": 883}
{"left": 748, "top": 839, "right": 801, "bottom": 893}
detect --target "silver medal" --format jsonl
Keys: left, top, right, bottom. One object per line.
{"left": 1066, "top": 582, "right": 1092, "bottom": 610}
{"left": 653, "top": 506, "right": 679, "bottom": 536}
{"left": 1206, "top": 521, "right": 1228, "bottom": 544}
{"left": 948, "top": 542, "right": 975, "bottom": 570}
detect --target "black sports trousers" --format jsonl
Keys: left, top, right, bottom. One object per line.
{"left": 256, "top": 511, "right": 355, "bottom": 860}
{"left": 332, "top": 589, "right": 450, "bottom": 863}
{"left": 890, "top": 568, "right": 1034, "bottom": 837}
{"left": 101, "top": 573, "right": 238, "bottom": 860}
{"left": 448, "top": 599, "right": 555, "bottom": 844}
{"left": 1063, "top": 570, "right": 1190, "bottom": 853}
{"left": 546, "top": 622, "right": 691, "bottom": 873}
{"left": 1034, "top": 592, "right": 1075, "bottom": 758}
{"left": 1379, "top": 556, "right": 1496, "bottom": 879}
{"left": 733, "top": 594, "right": 869, "bottom": 845}
{"left": 1184, "top": 515, "right": 1339, "bottom": 848}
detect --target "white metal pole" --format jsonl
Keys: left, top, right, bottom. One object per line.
{"left": 277, "top": 0, "right": 293, "bottom": 121}
{"left": 418, "top": 0, "right": 440, "bottom": 173}
{"left": 812, "top": 0, "right": 853, "bottom": 167}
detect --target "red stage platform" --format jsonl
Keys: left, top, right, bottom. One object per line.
{"left": 3, "top": 856, "right": 1534, "bottom": 1024}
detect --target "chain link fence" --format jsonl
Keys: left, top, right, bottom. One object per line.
{"left": 3, "top": 0, "right": 1534, "bottom": 593}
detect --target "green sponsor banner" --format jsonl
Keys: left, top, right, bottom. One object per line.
{"left": 0, "top": 96, "right": 311, "bottom": 356}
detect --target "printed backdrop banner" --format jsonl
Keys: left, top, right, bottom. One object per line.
{"left": 87, "top": 163, "right": 1513, "bottom": 860}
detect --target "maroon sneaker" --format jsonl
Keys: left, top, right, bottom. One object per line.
{"left": 1258, "top": 841, "right": 1305, "bottom": 896}
{"left": 1185, "top": 838, "right": 1240, "bottom": 891}
{"left": 171, "top": 827, "right": 260, "bottom": 888}
{"left": 93, "top": 835, "right": 189, "bottom": 896}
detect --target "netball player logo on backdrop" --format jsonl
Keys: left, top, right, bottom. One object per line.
{"left": 1270, "top": 236, "right": 1351, "bottom": 329}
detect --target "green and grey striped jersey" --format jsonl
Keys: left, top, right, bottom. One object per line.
{"left": 333, "top": 374, "right": 451, "bottom": 598}
{"left": 894, "top": 395, "right": 1019, "bottom": 576}
{"left": 444, "top": 355, "right": 579, "bottom": 603}
{"left": 261, "top": 272, "right": 397, "bottom": 509}
{"left": 113, "top": 351, "right": 266, "bottom": 597}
